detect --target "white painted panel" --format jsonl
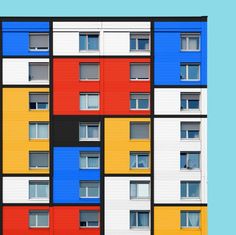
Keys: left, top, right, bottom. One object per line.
{"left": 53, "top": 22, "right": 150, "bottom": 56}
{"left": 105, "top": 177, "right": 150, "bottom": 235}
{"left": 154, "top": 118, "right": 207, "bottom": 204}
{"left": 3, "top": 59, "right": 50, "bottom": 85}
{"left": 3, "top": 177, "right": 49, "bottom": 203}
{"left": 53, "top": 22, "right": 150, "bottom": 31}
{"left": 154, "top": 88, "right": 207, "bottom": 115}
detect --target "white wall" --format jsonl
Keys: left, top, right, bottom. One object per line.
{"left": 154, "top": 118, "right": 207, "bottom": 204}
{"left": 154, "top": 88, "right": 207, "bottom": 115}
{"left": 3, "top": 58, "right": 50, "bottom": 85}
{"left": 53, "top": 22, "right": 150, "bottom": 56}
{"left": 3, "top": 177, "right": 50, "bottom": 203}
{"left": 105, "top": 176, "right": 150, "bottom": 235}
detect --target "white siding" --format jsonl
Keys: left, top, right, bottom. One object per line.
{"left": 53, "top": 21, "right": 150, "bottom": 56}
{"left": 3, "top": 177, "right": 50, "bottom": 203}
{"left": 3, "top": 58, "right": 50, "bottom": 85}
{"left": 105, "top": 177, "right": 150, "bottom": 235}
{"left": 154, "top": 118, "right": 207, "bottom": 204}
{"left": 154, "top": 88, "right": 207, "bottom": 115}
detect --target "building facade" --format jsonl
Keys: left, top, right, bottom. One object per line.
{"left": 0, "top": 17, "right": 207, "bottom": 235}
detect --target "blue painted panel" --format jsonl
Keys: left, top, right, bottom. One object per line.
{"left": 2, "top": 22, "right": 49, "bottom": 56}
{"left": 154, "top": 22, "right": 207, "bottom": 86}
{"left": 53, "top": 147, "right": 100, "bottom": 204}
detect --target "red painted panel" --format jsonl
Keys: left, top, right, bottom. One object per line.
{"left": 53, "top": 58, "right": 150, "bottom": 115}
{"left": 3, "top": 206, "right": 100, "bottom": 235}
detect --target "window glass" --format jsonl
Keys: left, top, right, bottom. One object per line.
{"left": 80, "top": 211, "right": 99, "bottom": 227}
{"left": 130, "top": 122, "right": 149, "bottom": 139}
{"left": 130, "top": 64, "right": 149, "bottom": 80}
{"left": 188, "top": 65, "right": 199, "bottom": 80}
{"left": 80, "top": 63, "right": 99, "bottom": 80}
{"left": 29, "top": 34, "right": 49, "bottom": 50}
{"left": 29, "top": 152, "right": 49, "bottom": 168}
{"left": 29, "top": 211, "right": 49, "bottom": 227}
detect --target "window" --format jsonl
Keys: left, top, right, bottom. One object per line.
{"left": 29, "top": 62, "right": 49, "bottom": 82}
{"left": 80, "top": 211, "right": 99, "bottom": 228}
{"left": 29, "top": 152, "right": 49, "bottom": 169}
{"left": 130, "top": 211, "right": 150, "bottom": 229}
{"left": 130, "top": 181, "right": 150, "bottom": 199}
{"left": 180, "top": 152, "right": 200, "bottom": 170}
{"left": 130, "top": 63, "right": 150, "bottom": 80}
{"left": 181, "top": 33, "right": 200, "bottom": 51}
{"left": 80, "top": 63, "right": 100, "bottom": 80}
{"left": 80, "top": 181, "right": 100, "bottom": 198}
{"left": 130, "top": 33, "right": 150, "bottom": 51}
{"left": 29, "top": 211, "right": 49, "bottom": 228}
{"left": 80, "top": 152, "right": 100, "bottom": 169}
{"left": 181, "top": 211, "right": 200, "bottom": 228}
{"left": 181, "top": 181, "right": 200, "bottom": 199}
{"left": 130, "top": 152, "right": 149, "bottom": 169}
{"left": 79, "top": 123, "right": 100, "bottom": 141}
{"left": 29, "top": 93, "right": 49, "bottom": 110}
{"left": 80, "top": 33, "right": 99, "bottom": 51}
{"left": 181, "top": 93, "right": 200, "bottom": 110}
{"left": 130, "top": 122, "right": 150, "bottom": 139}
{"left": 130, "top": 93, "right": 150, "bottom": 110}
{"left": 29, "top": 33, "right": 49, "bottom": 51}
{"left": 180, "top": 64, "right": 200, "bottom": 80}
{"left": 29, "top": 122, "right": 49, "bottom": 139}
{"left": 29, "top": 181, "right": 49, "bottom": 199}
{"left": 181, "top": 122, "right": 200, "bottom": 139}
{"left": 80, "top": 93, "right": 99, "bottom": 110}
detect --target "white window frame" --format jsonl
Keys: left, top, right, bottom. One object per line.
{"left": 80, "top": 152, "right": 100, "bottom": 169}
{"left": 80, "top": 211, "right": 99, "bottom": 228}
{"left": 29, "top": 180, "right": 49, "bottom": 200}
{"left": 180, "top": 64, "right": 200, "bottom": 81}
{"left": 79, "top": 122, "right": 100, "bottom": 141}
{"left": 130, "top": 211, "right": 150, "bottom": 229}
{"left": 79, "top": 63, "right": 100, "bottom": 81}
{"left": 29, "top": 151, "right": 49, "bottom": 169}
{"left": 130, "top": 152, "right": 150, "bottom": 169}
{"left": 80, "top": 181, "right": 100, "bottom": 198}
{"left": 29, "top": 122, "right": 49, "bottom": 140}
{"left": 29, "top": 33, "right": 49, "bottom": 51}
{"left": 180, "top": 152, "right": 200, "bottom": 170}
{"left": 80, "top": 93, "right": 100, "bottom": 110}
{"left": 130, "top": 33, "right": 150, "bottom": 51}
{"left": 130, "top": 63, "right": 150, "bottom": 81}
{"left": 79, "top": 33, "right": 99, "bottom": 51}
{"left": 181, "top": 211, "right": 200, "bottom": 228}
{"left": 180, "top": 93, "right": 200, "bottom": 111}
{"left": 29, "top": 93, "right": 49, "bottom": 110}
{"left": 181, "top": 122, "right": 200, "bottom": 140}
{"left": 181, "top": 181, "right": 200, "bottom": 199}
{"left": 130, "top": 181, "right": 150, "bottom": 199}
{"left": 130, "top": 93, "right": 150, "bottom": 110}
{"left": 181, "top": 33, "right": 200, "bottom": 51}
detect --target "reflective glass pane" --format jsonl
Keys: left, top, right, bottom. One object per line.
{"left": 88, "top": 183, "right": 99, "bottom": 197}
{"left": 181, "top": 37, "right": 187, "bottom": 50}
{"left": 180, "top": 153, "right": 187, "bottom": 169}
{"left": 180, "top": 65, "right": 186, "bottom": 80}
{"left": 188, "top": 130, "right": 199, "bottom": 138}
{"left": 181, "top": 182, "right": 187, "bottom": 197}
{"left": 88, "top": 126, "right": 99, "bottom": 139}
{"left": 88, "top": 35, "right": 99, "bottom": 50}
{"left": 138, "top": 155, "right": 149, "bottom": 168}
{"left": 130, "top": 212, "right": 136, "bottom": 227}
{"left": 88, "top": 95, "right": 99, "bottom": 109}
{"left": 37, "top": 212, "right": 48, "bottom": 227}
{"left": 181, "top": 212, "right": 187, "bottom": 227}
{"left": 37, "top": 183, "right": 48, "bottom": 198}
{"left": 38, "top": 103, "right": 48, "bottom": 109}
{"left": 29, "top": 213, "right": 37, "bottom": 227}
{"left": 30, "top": 102, "right": 37, "bottom": 109}
{"left": 29, "top": 184, "right": 36, "bottom": 198}
{"left": 130, "top": 38, "right": 136, "bottom": 50}
{"left": 181, "top": 99, "right": 187, "bottom": 109}
{"left": 80, "top": 156, "right": 87, "bottom": 168}
{"left": 189, "top": 37, "right": 199, "bottom": 50}
{"left": 130, "top": 183, "right": 137, "bottom": 198}
{"left": 181, "top": 130, "right": 187, "bottom": 139}
{"left": 188, "top": 65, "right": 199, "bottom": 80}
{"left": 88, "top": 157, "right": 99, "bottom": 168}
{"left": 80, "top": 35, "right": 86, "bottom": 50}
{"left": 189, "top": 182, "right": 200, "bottom": 198}
{"left": 130, "top": 99, "right": 136, "bottom": 109}
{"left": 88, "top": 221, "right": 98, "bottom": 226}
{"left": 38, "top": 124, "right": 48, "bottom": 138}
{"left": 188, "top": 153, "right": 200, "bottom": 169}
{"left": 80, "top": 185, "right": 86, "bottom": 197}
{"left": 80, "top": 125, "right": 86, "bottom": 139}
{"left": 138, "top": 212, "right": 149, "bottom": 226}
{"left": 138, "top": 99, "right": 149, "bottom": 109}
{"left": 138, "top": 183, "right": 149, "bottom": 198}
{"left": 130, "top": 154, "right": 137, "bottom": 168}
{"left": 138, "top": 39, "right": 149, "bottom": 50}
{"left": 189, "top": 100, "right": 199, "bottom": 109}
{"left": 80, "top": 95, "right": 86, "bottom": 110}
{"left": 188, "top": 212, "right": 200, "bottom": 227}
{"left": 29, "top": 124, "right": 36, "bottom": 139}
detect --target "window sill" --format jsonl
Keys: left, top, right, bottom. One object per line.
{"left": 29, "top": 227, "right": 49, "bottom": 229}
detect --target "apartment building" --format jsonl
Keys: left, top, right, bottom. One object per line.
{"left": 0, "top": 17, "right": 207, "bottom": 235}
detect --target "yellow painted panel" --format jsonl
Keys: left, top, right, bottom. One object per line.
{"left": 3, "top": 88, "right": 50, "bottom": 174}
{"left": 154, "top": 206, "right": 208, "bottom": 235}
{"left": 105, "top": 118, "right": 151, "bottom": 174}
